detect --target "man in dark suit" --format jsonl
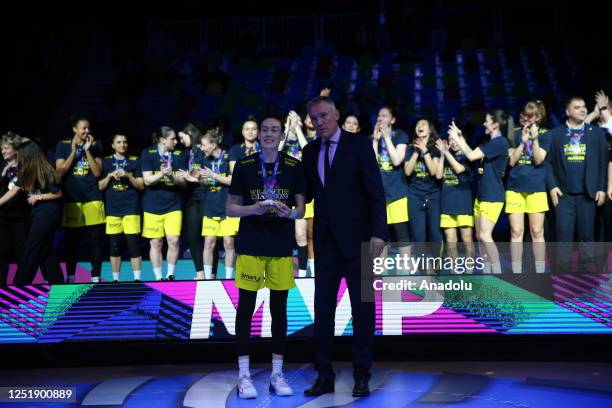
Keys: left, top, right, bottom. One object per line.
{"left": 547, "top": 97, "right": 607, "bottom": 272}
{"left": 547, "top": 96, "right": 607, "bottom": 242}
{"left": 301, "top": 96, "right": 387, "bottom": 398}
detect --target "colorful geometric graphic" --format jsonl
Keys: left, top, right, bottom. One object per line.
{"left": 0, "top": 274, "right": 610, "bottom": 343}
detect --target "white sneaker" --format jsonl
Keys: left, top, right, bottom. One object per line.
{"left": 269, "top": 373, "right": 293, "bottom": 396}
{"left": 237, "top": 376, "right": 258, "bottom": 399}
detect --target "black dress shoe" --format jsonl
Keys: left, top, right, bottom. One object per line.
{"left": 352, "top": 377, "right": 370, "bottom": 397}
{"left": 304, "top": 377, "right": 335, "bottom": 396}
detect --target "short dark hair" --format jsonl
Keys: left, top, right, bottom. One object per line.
{"left": 565, "top": 96, "right": 585, "bottom": 109}
{"left": 243, "top": 115, "right": 258, "bottom": 126}
{"left": 260, "top": 115, "right": 283, "bottom": 128}
{"left": 342, "top": 114, "right": 360, "bottom": 123}
{"left": 112, "top": 134, "right": 128, "bottom": 143}
{"left": 71, "top": 115, "right": 89, "bottom": 128}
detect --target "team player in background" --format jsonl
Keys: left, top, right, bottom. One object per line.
{"left": 0, "top": 139, "right": 64, "bottom": 285}
{"left": 586, "top": 90, "right": 612, "bottom": 133}
{"left": 55, "top": 117, "right": 105, "bottom": 283}
{"left": 227, "top": 116, "right": 305, "bottom": 399}
{"left": 372, "top": 106, "right": 411, "bottom": 274}
{"left": 505, "top": 101, "right": 550, "bottom": 274}
{"left": 199, "top": 128, "right": 238, "bottom": 280}
{"left": 280, "top": 110, "right": 312, "bottom": 277}
{"left": 594, "top": 90, "right": 612, "bottom": 135}
{"left": 178, "top": 123, "right": 207, "bottom": 280}
{"left": 301, "top": 111, "right": 317, "bottom": 276}
{"left": 587, "top": 90, "right": 612, "bottom": 241}
{"left": 449, "top": 111, "right": 512, "bottom": 274}
{"left": 435, "top": 137, "right": 474, "bottom": 273}
{"left": 342, "top": 115, "right": 361, "bottom": 134}
{"left": 229, "top": 117, "right": 260, "bottom": 175}
{"left": 588, "top": 91, "right": 612, "bottom": 203}
{"left": 141, "top": 127, "right": 187, "bottom": 281}
{"left": 404, "top": 119, "right": 443, "bottom": 245}
{"left": 585, "top": 90, "right": 612, "bottom": 201}
{"left": 228, "top": 118, "right": 260, "bottom": 276}
{"left": 0, "top": 133, "right": 29, "bottom": 285}
{"left": 99, "top": 134, "right": 144, "bottom": 282}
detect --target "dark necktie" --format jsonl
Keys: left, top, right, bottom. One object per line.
{"left": 324, "top": 140, "right": 331, "bottom": 183}
{"left": 323, "top": 139, "right": 337, "bottom": 184}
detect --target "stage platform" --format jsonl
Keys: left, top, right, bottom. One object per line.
{"left": 0, "top": 361, "right": 611, "bottom": 407}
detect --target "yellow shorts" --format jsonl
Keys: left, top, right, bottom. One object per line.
{"left": 235, "top": 255, "right": 295, "bottom": 291}
{"left": 106, "top": 215, "right": 141, "bottom": 235}
{"left": 62, "top": 200, "right": 106, "bottom": 228}
{"left": 440, "top": 214, "right": 474, "bottom": 228}
{"left": 386, "top": 197, "right": 409, "bottom": 224}
{"left": 473, "top": 199, "right": 504, "bottom": 224}
{"left": 304, "top": 200, "right": 315, "bottom": 219}
{"left": 505, "top": 191, "right": 549, "bottom": 214}
{"left": 202, "top": 216, "right": 239, "bottom": 237}
{"left": 142, "top": 211, "right": 182, "bottom": 238}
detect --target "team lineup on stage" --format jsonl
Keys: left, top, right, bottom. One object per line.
{"left": 1, "top": 90, "right": 612, "bottom": 398}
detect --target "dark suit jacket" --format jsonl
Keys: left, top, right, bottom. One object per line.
{"left": 546, "top": 124, "right": 607, "bottom": 199}
{"left": 302, "top": 129, "right": 387, "bottom": 259}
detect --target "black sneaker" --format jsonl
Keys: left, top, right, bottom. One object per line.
{"left": 167, "top": 275, "right": 176, "bottom": 281}
{"left": 134, "top": 279, "right": 141, "bottom": 282}
{"left": 112, "top": 280, "right": 119, "bottom": 283}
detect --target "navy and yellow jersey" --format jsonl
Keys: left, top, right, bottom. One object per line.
{"left": 440, "top": 151, "right": 473, "bottom": 215}
{"left": 200, "top": 150, "right": 231, "bottom": 218}
{"left": 563, "top": 125, "right": 587, "bottom": 194}
{"left": 477, "top": 136, "right": 509, "bottom": 202}
{"left": 229, "top": 142, "right": 260, "bottom": 163}
{"left": 506, "top": 127, "right": 550, "bottom": 193}
{"left": 0, "top": 161, "right": 28, "bottom": 219}
{"left": 406, "top": 145, "right": 442, "bottom": 199}
{"left": 55, "top": 139, "right": 103, "bottom": 202}
{"left": 184, "top": 148, "right": 207, "bottom": 201}
{"left": 15, "top": 177, "right": 62, "bottom": 217}
{"left": 281, "top": 136, "right": 317, "bottom": 161}
{"left": 229, "top": 152, "right": 305, "bottom": 257}
{"left": 102, "top": 155, "right": 142, "bottom": 217}
{"left": 140, "top": 146, "right": 186, "bottom": 214}
{"left": 282, "top": 138, "right": 304, "bottom": 160}
{"left": 372, "top": 129, "right": 409, "bottom": 202}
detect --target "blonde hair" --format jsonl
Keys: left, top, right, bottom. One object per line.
{"left": 1, "top": 131, "right": 25, "bottom": 149}
{"left": 201, "top": 127, "right": 223, "bottom": 145}
{"left": 520, "top": 100, "right": 547, "bottom": 125}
